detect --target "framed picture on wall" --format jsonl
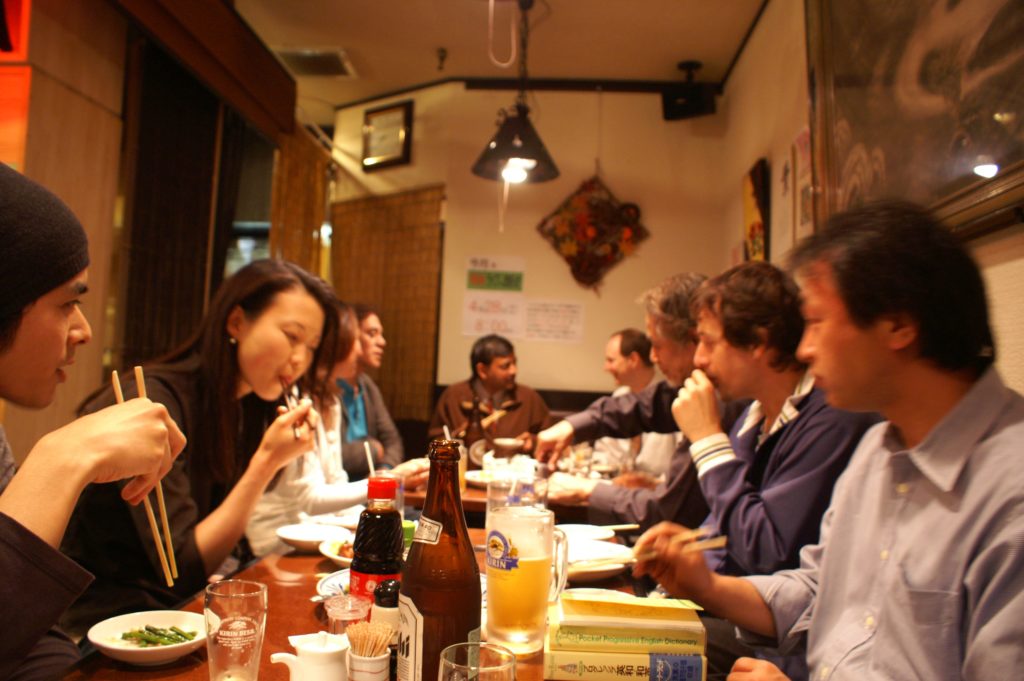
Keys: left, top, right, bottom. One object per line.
{"left": 361, "top": 100, "right": 413, "bottom": 172}
{"left": 743, "top": 158, "right": 770, "bottom": 261}
{"left": 806, "top": 0, "right": 1024, "bottom": 239}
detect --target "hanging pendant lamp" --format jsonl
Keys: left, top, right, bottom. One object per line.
{"left": 471, "top": 0, "right": 559, "bottom": 183}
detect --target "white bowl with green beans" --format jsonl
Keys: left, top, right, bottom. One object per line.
{"left": 87, "top": 610, "right": 205, "bottom": 665}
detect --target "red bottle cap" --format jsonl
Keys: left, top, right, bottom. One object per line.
{"left": 367, "top": 475, "right": 397, "bottom": 500}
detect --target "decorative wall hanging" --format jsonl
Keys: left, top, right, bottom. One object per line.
{"left": 536, "top": 176, "right": 649, "bottom": 290}
{"left": 743, "top": 158, "right": 770, "bottom": 261}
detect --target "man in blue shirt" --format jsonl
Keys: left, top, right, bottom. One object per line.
{"left": 636, "top": 201, "right": 1024, "bottom": 681}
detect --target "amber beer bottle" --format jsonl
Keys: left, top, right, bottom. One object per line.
{"left": 397, "top": 439, "right": 481, "bottom": 681}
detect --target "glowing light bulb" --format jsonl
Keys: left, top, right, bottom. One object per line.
{"left": 973, "top": 163, "right": 998, "bottom": 179}
{"left": 500, "top": 157, "right": 537, "bottom": 184}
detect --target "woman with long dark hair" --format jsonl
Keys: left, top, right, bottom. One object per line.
{"left": 245, "top": 301, "right": 428, "bottom": 556}
{"left": 60, "top": 259, "right": 339, "bottom": 636}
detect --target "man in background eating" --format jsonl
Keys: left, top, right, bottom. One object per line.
{"left": 429, "top": 334, "right": 551, "bottom": 453}
{"left": 591, "top": 328, "right": 678, "bottom": 477}
{"left": 0, "top": 164, "right": 185, "bottom": 679}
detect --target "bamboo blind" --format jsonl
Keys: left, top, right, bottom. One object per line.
{"left": 330, "top": 185, "right": 445, "bottom": 422}
{"left": 269, "top": 125, "right": 330, "bottom": 273}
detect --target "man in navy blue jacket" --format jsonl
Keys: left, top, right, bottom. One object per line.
{"left": 672, "top": 262, "right": 878, "bottom": 679}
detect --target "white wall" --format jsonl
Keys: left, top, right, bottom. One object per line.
{"left": 971, "top": 225, "right": 1024, "bottom": 391}
{"left": 334, "top": 86, "right": 736, "bottom": 392}
{"left": 332, "top": 1, "right": 808, "bottom": 393}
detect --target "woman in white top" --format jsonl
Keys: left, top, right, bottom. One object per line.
{"left": 246, "top": 302, "right": 428, "bottom": 555}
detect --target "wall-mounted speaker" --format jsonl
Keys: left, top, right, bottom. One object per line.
{"left": 661, "top": 83, "right": 717, "bottom": 121}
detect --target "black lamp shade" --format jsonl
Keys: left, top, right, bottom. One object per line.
{"left": 472, "top": 103, "right": 559, "bottom": 183}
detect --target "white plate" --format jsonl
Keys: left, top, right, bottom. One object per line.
{"left": 317, "top": 568, "right": 352, "bottom": 597}
{"left": 300, "top": 506, "right": 365, "bottom": 531}
{"left": 567, "top": 538, "right": 634, "bottom": 583}
{"left": 464, "top": 470, "right": 498, "bottom": 489}
{"left": 319, "top": 539, "right": 355, "bottom": 568}
{"left": 318, "top": 569, "right": 488, "bottom": 603}
{"left": 468, "top": 440, "right": 488, "bottom": 467}
{"left": 276, "top": 523, "right": 353, "bottom": 553}
{"left": 557, "top": 524, "right": 616, "bottom": 542}
{"left": 87, "top": 610, "right": 205, "bottom": 666}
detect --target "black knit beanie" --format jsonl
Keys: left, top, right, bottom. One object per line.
{"left": 0, "top": 164, "right": 90, "bottom": 321}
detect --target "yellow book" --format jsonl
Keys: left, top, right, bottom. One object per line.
{"left": 558, "top": 592, "right": 703, "bottom": 631}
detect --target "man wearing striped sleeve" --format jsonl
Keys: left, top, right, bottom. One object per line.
{"left": 672, "top": 262, "right": 878, "bottom": 680}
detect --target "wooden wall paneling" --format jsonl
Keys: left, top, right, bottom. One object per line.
{"left": 29, "top": 0, "right": 125, "bottom": 113}
{"left": 331, "top": 186, "right": 445, "bottom": 423}
{"left": 3, "top": 0, "right": 127, "bottom": 461}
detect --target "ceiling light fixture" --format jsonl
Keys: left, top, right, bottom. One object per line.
{"left": 472, "top": 0, "right": 559, "bottom": 184}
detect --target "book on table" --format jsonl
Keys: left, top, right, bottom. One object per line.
{"left": 544, "top": 641, "right": 707, "bottom": 681}
{"left": 544, "top": 592, "right": 706, "bottom": 679}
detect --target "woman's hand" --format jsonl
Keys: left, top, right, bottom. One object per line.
{"left": 254, "top": 399, "right": 319, "bottom": 474}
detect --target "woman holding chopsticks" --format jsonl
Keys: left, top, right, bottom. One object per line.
{"left": 59, "top": 259, "right": 340, "bottom": 638}
{"left": 246, "top": 301, "right": 429, "bottom": 556}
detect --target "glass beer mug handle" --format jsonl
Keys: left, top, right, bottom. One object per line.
{"left": 549, "top": 528, "right": 569, "bottom": 602}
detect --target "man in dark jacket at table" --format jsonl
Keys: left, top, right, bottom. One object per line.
{"left": 536, "top": 273, "right": 716, "bottom": 529}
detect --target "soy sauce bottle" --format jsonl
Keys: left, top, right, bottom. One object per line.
{"left": 350, "top": 476, "right": 403, "bottom": 603}
{"left": 397, "top": 439, "right": 480, "bottom": 681}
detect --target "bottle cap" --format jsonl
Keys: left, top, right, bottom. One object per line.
{"left": 367, "top": 476, "right": 397, "bottom": 500}
{"left": 402, "top": 520, "right": 415, "bottom": 548}
{"left": 373, "top": 579, "right": 401, "bottom": 608}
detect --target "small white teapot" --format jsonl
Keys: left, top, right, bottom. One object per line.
{"left": 271, "top": 631, "right": 349, "bottom": 681}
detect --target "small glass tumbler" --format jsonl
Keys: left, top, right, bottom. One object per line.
{"left": 438, "top": 642, "right": 516, "bottom": 681}
{"left": 324, "top": 594, "right": 371, "bottom": 634}
{"left": 204, "top": 580, "right": 267, "bottom": 681}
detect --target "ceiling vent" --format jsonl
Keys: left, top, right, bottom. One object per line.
{"left": 275, "top": 48, "right": 356, "bottom": 77}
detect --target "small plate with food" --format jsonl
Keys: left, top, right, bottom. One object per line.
{"left": 87, "top": 610, "right": 205, "bottom": 666}
{"left": 276, "top": 523, "right": 353, "bottom": 553}
{"left": 319, "top": 538, "right": 355, "bottom": 567}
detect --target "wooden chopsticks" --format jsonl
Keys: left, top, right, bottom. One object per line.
{"left": 571, "top": 527, "right": 727, "bottom": 569}
{"left": 112, "top": 367, "right": 177, "bottom": 587}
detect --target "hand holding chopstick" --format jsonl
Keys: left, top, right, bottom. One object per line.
{"left": 112, "top": 368, "right": 176, "bottom": 588}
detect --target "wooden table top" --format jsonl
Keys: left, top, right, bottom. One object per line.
{"left": 65, "top": 527, "right": 641, "bottom": 680}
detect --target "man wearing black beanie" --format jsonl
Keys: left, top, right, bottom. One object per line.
{"left": 0, "top": 163, "right": 187, "bottom": 680}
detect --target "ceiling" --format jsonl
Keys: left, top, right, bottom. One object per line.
{"left": 235, "top": 0, "right": 767, "bottom": 127}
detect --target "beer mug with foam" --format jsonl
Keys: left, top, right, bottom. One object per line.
{"left": 484, "top": 506, "right": 568, "bottom": 655}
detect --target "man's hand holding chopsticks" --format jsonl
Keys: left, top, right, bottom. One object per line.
{"left": 632, "top": 521, "right": 716, "bottom": 600}
{"left": 60, "top": 398, "right": 186, "bottom": 506}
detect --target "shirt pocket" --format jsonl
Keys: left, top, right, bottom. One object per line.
{"left": 873, "top": 581, "right": 962, "bottom": 679}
